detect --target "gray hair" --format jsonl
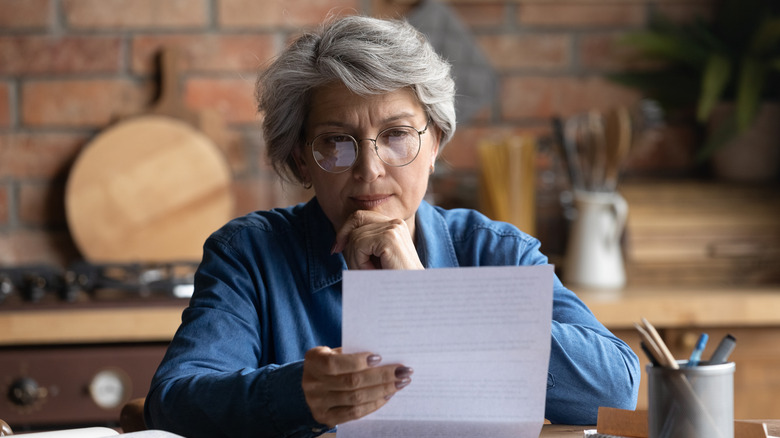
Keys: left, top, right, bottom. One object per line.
{"left": 256, "top": 15, "right": 456, "bottom": 184}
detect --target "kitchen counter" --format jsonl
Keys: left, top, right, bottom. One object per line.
{"left": 0, "top": 303, "right": 186, "bottom": 346}
{"left": 577, "top": 284, "right": 780, "bottom": 328}
{"left": 2, "top": 285, "right": 779, "bottom": 418}
{"left": 2, "top": 285, "right": 779, "bottom": 346}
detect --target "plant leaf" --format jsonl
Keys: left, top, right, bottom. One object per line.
{"left": 736, "top": 57, "right": 767, "bottom": 131}
{"left": 619, "top": 32, "right": 708, "bottom": 68}
{"left": 749, "top": 18, "right": 780, "bottom": 54}
{"left": 697, "top": 54, "right": 732, "bottom": 122}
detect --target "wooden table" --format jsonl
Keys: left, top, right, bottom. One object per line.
{"left": 320, "top": 424, "right": 589, "bottom": 438}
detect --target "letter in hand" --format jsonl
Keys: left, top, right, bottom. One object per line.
{"left": 331, "top": 210, "right": 424, "bottom": 270}
{"left": 302, "top": 346, "right": 413, "bottom": 427}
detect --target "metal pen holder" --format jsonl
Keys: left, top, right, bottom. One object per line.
{"left": 647, "top": 361, "right": 735, "bottom": 438}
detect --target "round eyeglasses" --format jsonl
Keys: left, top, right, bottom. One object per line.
{"left": 307, "top": 119, "right": 430, "bottom": 173}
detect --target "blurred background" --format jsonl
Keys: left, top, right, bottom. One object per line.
{"left": 0, "top": 0, "right": 719, "bottom": 267}
{"left": 1, "top": 0, "right": 779, "bottom": 432}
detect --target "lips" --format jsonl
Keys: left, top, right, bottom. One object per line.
{"left": 350, "top": 195, "right": 391, "bottom": 209}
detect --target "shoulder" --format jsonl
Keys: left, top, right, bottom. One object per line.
{"left": 418, "top": 202, "right": 543, "bottom": 267}
{"left": 208, "top": 203, "right": 305, "bottom": 248}
{"left": 428, "top": 204, "right": 535, "bottom": 245}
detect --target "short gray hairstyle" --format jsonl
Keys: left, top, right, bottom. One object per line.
{"left": 256, "top": 15, "right": 456, "bottom": 184}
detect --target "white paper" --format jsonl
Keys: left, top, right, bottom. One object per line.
{"left": 339, "top": 265, "right": 554, "bottom": 438}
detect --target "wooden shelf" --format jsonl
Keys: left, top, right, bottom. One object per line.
{"left": 577, "top": 285, "right": 780, "bottom": 329}
{"left": 0, "top": 305, "right": 186, "bottom": 346}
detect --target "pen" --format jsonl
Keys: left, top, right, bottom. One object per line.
{"left": 708, "top": 334, "right": 737, "bottom": 365}
{"left": 639, "top": 341, "right": 660, "bottom": 367}
{"left": 687, "top": 333, "right": 708, "bottom": 367}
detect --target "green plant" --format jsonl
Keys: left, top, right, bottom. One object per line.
{"left": 610, "top": 0, "right": 780, "bottom": 160}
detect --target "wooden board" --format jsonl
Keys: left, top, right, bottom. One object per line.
{"left": 65, "top": 115, "right": 233, "bottom": 263}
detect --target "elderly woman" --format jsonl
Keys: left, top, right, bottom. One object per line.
{"left": 144, "top": 15, "right": 639, "bottom": 438}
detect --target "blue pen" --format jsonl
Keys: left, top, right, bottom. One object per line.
{"left": 688, "top": 333, "right": 708, "bottom": 367}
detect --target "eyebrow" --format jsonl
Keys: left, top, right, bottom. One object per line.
{"left": 312, "top": 112, "right": 421, "bottom": 131}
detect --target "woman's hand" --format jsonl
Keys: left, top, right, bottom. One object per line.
{"left": 332, "top": 210, "right": 424, "bottom": 270}
{"left": 302, "top": 346, "right": 413, "bottom": 427}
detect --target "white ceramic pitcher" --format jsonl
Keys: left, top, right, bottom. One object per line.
{"left": 564, "top": 190, "right": 628, "bottom": 289}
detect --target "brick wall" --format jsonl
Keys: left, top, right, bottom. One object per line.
{"left": 0, "top": 0, "right": 712, "bottom": 267}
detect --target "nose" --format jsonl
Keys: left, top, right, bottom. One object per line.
{"left": 351, "top": 139, "right": 384, "bottom": 181}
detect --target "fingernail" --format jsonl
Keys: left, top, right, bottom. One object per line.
{"left": 394, "top": 366, "right": 413, "bottom": 379}
{"left": 366, "top": 354, "right": 382, "bottom": 366}
{"left": 395, "top": 378, "right": 411, "bottom": 390}
{"left": 384, "top": 393, "right": 394, "bottom": 401}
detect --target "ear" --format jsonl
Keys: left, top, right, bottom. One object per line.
{"left": 429, "top": 126, "right": 442, "bottom": 167}
{"left": 293, "top": 147, "right": 311, "bottom": 184}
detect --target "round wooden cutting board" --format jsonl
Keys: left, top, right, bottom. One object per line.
{"left": 65, "top": 115, "right": 234, "bottom": 263}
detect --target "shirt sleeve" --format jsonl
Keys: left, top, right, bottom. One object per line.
{"left": 519, "top": 238, "right": 640, "bottom": 425}
{"left": 144, "top": 237, "right": 329, "bottom": 438}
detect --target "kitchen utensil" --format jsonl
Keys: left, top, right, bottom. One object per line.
{"left": 65, "top": 48, "right": 234, "bottom": 263}
{"left": 564, "top": 190, "right": 628, "bottom": 289}
{"left": 603, "top": 106, "right": 632, "bottom": 192}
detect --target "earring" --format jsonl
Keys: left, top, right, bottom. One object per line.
{"left": 429, "top": 164, "right": 435, "bottom": 175}
{"left": 302, "top": 181, "right": 312, "bottom": 190}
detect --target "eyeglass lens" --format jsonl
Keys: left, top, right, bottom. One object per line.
{"left": 311, "top": 126, "right": 421, "bottom": 173}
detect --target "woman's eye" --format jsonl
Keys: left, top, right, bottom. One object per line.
{"left": 325, "top": 134, "right": 352, "bottom": 144}
{"left": 387, "top": 129, "right": 409, "bottom": 138}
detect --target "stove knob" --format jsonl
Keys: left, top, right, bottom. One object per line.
{"left": 22, "top": 274, "right": 47, "bottom": 302}
{"left": 0, "top": 275, "right": 13, "bottom": 303}
{"left": 7, "top": 377, "right": 47, "bottom": 407}
{"left": 89, "top": 368, "right": 131, "bottom": 410}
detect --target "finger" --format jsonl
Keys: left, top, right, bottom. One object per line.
{"left": 326, "top": 364, "right": 412, "bottom": 392}
{"left": 342, "top": 222, "right": 422, "bottom": 270}
{"left": 327, "top": 380, "right": 398, "bottom": 407}
{"left": 331, "top": 210, "right": 390, "bottom": 254}
{"left": 317, "top": 371, "right": 414, "bottom": 426}
{"left": 320, "top": 397, "right": 388, "bottom": 427}
{"left": 304, "top": 347, "right": 382, "bottom": 376}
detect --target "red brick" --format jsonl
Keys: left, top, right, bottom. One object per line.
{"left": 0, "top": 133, "right": 88, "bottom": 179}
{"left": 218, "top": 0, "right": 360, "bottom": 28}
{"left": 19, "top": 182, "right": 67, "bottom": 226}
{"left": 442, "top": 125, "right": 550, "bottom": 172}
{"left": 371, "top": 0, "right": 415, "bottom": 20}
{"left": 22, "top": 79, "right": 151, "bottom": 127}
{"left": 232, "top": 175, "right": 310, "bottom": 215}
{"left": 579, "top": 32, "right": 660, "bottom": 71}
{"left": 452, "top": 4, "right": 508, "bottom": 28}
{"left": 0, "top": 184, "right": 8, "bottom": 226}
{"left": 0, "top": 82, "right": 10, "bottom": 127}
{"left": 500, "top": 75, "right": 640, "bottom": 120}
{"left": 518, "top": 3, "right": 645, "bottom": 27}
{"left": 62, "top": 0, "right": 207, "bottom": 29}
{"left": 478, "top": 34, "right": 571, "bottom": 71}
{"left": 655, "top": 1, "right": 714, "bottom": 24}
{"left": 184, "top": 77, "right": 258, "bottom": 125}
{"left": 213, "top": 127, "right": 250, "bottom": 176}
{"left": 0, "top": 0, "right": 52, "bottom": 29}
{"left": 131, "top": 34, "right": 277, "bottom": 74}
{"left": 0, "top": 229, "right": 80, "bottom": 267}
{"left": 0, "top": 36, "right": 122, "bottom": 75}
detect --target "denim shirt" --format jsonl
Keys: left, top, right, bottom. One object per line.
{"left": 145, "top": 199, "right": 639, "bottom": 438}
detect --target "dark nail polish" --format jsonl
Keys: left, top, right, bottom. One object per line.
{"left": 394, "top": 366, "right": 413, "bottom": 379}
{"left": 395, "top": 378, "right": 411, "bottom": 390}
{"left": 367, "top": 354, "right": 382, "bottom": 366}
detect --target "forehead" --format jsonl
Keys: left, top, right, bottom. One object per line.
{"left": 307, "top": 83, "right": 423, "bottom": 125}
